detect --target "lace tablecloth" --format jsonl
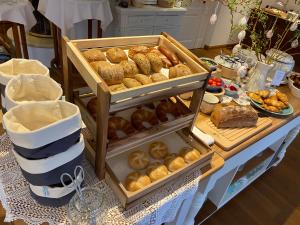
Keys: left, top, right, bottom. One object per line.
{"left": 38, "top": 0, "right": 113, "bottom": 35}
{"left": 0, "top": 134, "right": 202, "bottom": 225}
{"left": 0, "top": 0, "right": 36, "bottom": 31}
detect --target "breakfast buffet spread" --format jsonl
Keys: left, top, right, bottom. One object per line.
{"left": 0, "top": 32, "right": 299, "bottom": 224}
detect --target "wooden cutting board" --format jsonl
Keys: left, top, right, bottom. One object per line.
{"left": 196, "top": 114, "right": 272, "bottom": 151}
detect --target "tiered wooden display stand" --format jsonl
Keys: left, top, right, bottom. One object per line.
{"left": 62, "top": 33, "right": 213, "bottom": 207}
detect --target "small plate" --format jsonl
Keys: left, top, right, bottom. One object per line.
{"left": 250, "top": 99, "right": 294, "bottom": 116}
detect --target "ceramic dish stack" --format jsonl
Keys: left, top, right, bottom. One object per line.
{"left": 3, "top": 101, "right": 84, "bottom": 207}
{"left": 5, "top": 74, "right": 63, "bottom": 111}
{"left": 0, "top": 59, "right": 49, "bottom": 113}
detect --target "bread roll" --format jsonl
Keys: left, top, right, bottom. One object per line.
{"left": 128, "top": 150, "right": 150, "bottom": 170}
{"left": 148, "top": 141, "right": 169, "bottom": 159}
{"left": 83, "top": 49, "right": 106, "bottom": 62}
{"left": 98, "top": 64, "right": 124, "bottom": 85}
{"left": 108, "top": 117, "right": 135, "bottom": 140}
{"left": 210, "top": 104, "right": 258, "bottom": 128}
{"left": 125, "top": 171, "right": 151, "bottom": 192}
{"left": 134, "top": 74, "right": 152, "bottom": 85}
{"left": 131, "top": 108, "right": 159, "bottom": 130}
{"left": 90, "top": 61, "right": 110, "bottom": 71}
{"left": 119, "top": 60, "right": 139, "bottom": 78}
{"left": 109, "top": 83, "right": 127, "bottom": 92}
{"left": 128, "top": 46, "right": 149, "bottom": 59}
{"left": 106, "top": 47, "right": 128, "bottom": 63}
{"left": 146, "top": 52, "right": 163, "bottom": 72}
{"left": 123, "top": 78, "right": 142, "bottom": 88}
{"left": 148, "top": 47, "right": 172, "bottom": 68}
{"left": 151, "top": 73, "right": 168, "bottom": 83}
{"left": 132, "top": 53, "right": 151, "bottom": 75}
{"left": 146, "top": 162, "right": 168, "bottom": 182}
{"left": 169, "top": 64, "right": 192, "bottom": 79}
{"left": 180, "top": 147, "right": 201, "bottom": 163}
{"left": 164, "top": 154, "right": 185, "bottom": 172}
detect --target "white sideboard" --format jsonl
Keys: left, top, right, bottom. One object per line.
{"left": 111, "top": 6, "right": 187, "bottom": 40}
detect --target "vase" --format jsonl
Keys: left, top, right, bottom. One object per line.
{"left": 245, "top": 61, "right": 273, "bottom": 92}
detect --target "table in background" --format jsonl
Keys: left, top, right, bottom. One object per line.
{"left": 0, "top": 0, "right": 36, "bottom": 58}
{"left": 37, "top": 0, "right": 113, "bottom": 86}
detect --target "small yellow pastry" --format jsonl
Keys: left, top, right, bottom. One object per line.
{"left": 146, "top": 52, "right": 163, "bottom": 73}
{"left": 264, "top": 98, "right": 286, "bottom": 109}
{"left": 164, "top": 153, "right": 185, "bottom": 172}
{"left": 123, "top": 78, "right": 142, "bottom": 88}
{"left": 148, "top": 141, "right": 169, "bottom": 159}
{"left": 151, "top": 73, "right": 168, "bottom": 83}
{"left": 132, "top": 53, "right": 151, "bottom": 75}
{"left": 276, "top": 91, "right": 288, "bottom": 105}
{"left": 83, "top": 49, "right": 106, "bottom": 62}
{"left": 255, "top": 90, "right": 270, "bottom": 98}
{"left": 119, "top": 60, "right": 139, "bottom": 78}
{"left": 180, "top": 147, "right": 201, "bottom": 163}
{"left": 146, "top": 162, "right": 168, "bottom": 182}
{"left": 106, "top": 47, "right": 128, "bottom": 63}
{"left": 134, "top": 74, "right": 152, "bottom": 85}
{"left": 248, "top": 92, "right": 264, "bottom": 104}
{"left": 125, "top": 171, "right": 151, "bottom": 192}
{"left": 128, "top": 150, "right": 150, "bottom": 170}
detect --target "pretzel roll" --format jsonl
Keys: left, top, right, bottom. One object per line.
{"left": 148, "top": 141, "right": 169, "bottom": 159}
{"left": 125, "top": 171, "right": 151, "bottom": 192}
{"left": 128, "top": 150, "right": 150, "bottom": 170}
{"left": 164, "top": 154, "right": 185, "bottom": 172}
{"left": 180, "top": 147, "right": 201, "bottom": 163}
{"left": 131, "top": 109, "right": 159, "bottom": 131}
{"left": 108, "top": 117, "right": 135, "bottom": 140}
{"left": 156, "top": 101, "right": 181, "bottom": 122}
{"left": 146, "top": 162, "right": 168, "bottom": 182}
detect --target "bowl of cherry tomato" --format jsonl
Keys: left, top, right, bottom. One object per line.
{"left": 207, "top": 77, "right": 224, "bottom": 92}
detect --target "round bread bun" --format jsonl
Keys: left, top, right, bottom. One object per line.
{"left": 125, "top": 171, "right": 151, "bottom": 192}
{"left": 148, "top": 141, "right": 169, "bottom": 159}
{"left": 146, "top": 162, "right": 168, "bottom": 182}
{"left": 128, "top": 150, "right": 150, "bottom": 170}
{"left": 164, "top": 153, "right": 185, "bottom": 172}
{"left": 179, "top": 147, "right": 201, "bottom": 163}
{"left": 83, "top": 49, "right": 106, "bottom": 62}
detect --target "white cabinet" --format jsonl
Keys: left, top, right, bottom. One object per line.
{"left": 113, "top": 5, "right": 186, "bottom": 41}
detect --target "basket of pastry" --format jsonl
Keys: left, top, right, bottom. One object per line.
{"left": 65, "top": 34, "right": 209, "bottom": 104}
{"left": 105, "top": 129, "right": 213, "bottom": 208}
{"left": 247, "top": 90, "right": 294, "bottom": 116}
{"left": 76, "top": 94, "right": 193, "bottom": 155}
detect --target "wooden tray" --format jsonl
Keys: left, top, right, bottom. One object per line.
{"left": 105, "top": 131, "right": 213, "bottom": 208}
{"left": 196, "top": 114, "right": 272, "bottom": 151}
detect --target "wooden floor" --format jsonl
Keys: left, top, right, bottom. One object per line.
{"left": 202, "top": 136, "right": 300, "bottom": 225}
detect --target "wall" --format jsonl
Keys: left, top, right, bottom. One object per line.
{"left": 204, "top": 0, "right": 300, "bottom": 47}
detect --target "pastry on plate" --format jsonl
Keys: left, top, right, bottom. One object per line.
{"left": 108, "top": 117, "right": 135, "bottom": 140}
{"left": 276, "top": 91, "right": 288, "bottom": 105}
{"left": 106, "top": 47, "right": 128, "bottom": 63}
{"left": 164, "top": 154, "right": 185, "bottom": 172}
{"left": 255, "top": 90, "right": 270, "bottom": 98}
{"left": 151, "top": 73, "right": 168, "bottom": 83}
{"left": 180, "top": 147, "right": 201, "bottom": 163}
{"left": 132, "top": 53, "right": 151, "bottom": 75}
{"left": 123, "top": 78, "right": 142, "bottom": 88}
{"left": 131, "top": 108, "right": 159, "bottom": 130}
{"left": 146, "top": 52, "right": 163, "bottom": 72}
{"left": 98, "top": 63, "right": 124, "bottom": 85}
{"left": 128, "top": 150, "right": 150, "bottom": 170}
{"left": 264, "top": 98, "right": 286, "bottom": 109}
{"left": 83, "top": 49, "right": 106, "bottom": 62}
{"left": 109, "top": 83, "right": 127, "bottom": 92}
{"left": 148, "top": 141, "right": 169, "bottom": 159}
{"left": 125, "top": 171, "right": 151, "bottom": 192}
{"left": 134, "top": 74, "right": 152, "bottom": 85}
{"left": 248, "top": 92, "right": 263, "bottom": 104}
{"left": 262, "top": 104, "right": 280, "bottom": 112}
{"left": 169, "top": 64, "right": 192, "bottom": 79}
{"left": 146, "top": 162, "right": 168, "bottom": 182}
{"left": 128, "top": 46, "right": 149, "bottom": 59}
{"left": 119, "top": 60, "right": 139, "bottom": 78}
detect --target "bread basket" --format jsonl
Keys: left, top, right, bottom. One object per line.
{"left": 0, "top": 59, "right": 49, "bottom": 113}
{"left": 5, "top": 74, "right": 63, "bottom": 111}
{"left": 3, "top": 101, "right": 82, "bottom": 159}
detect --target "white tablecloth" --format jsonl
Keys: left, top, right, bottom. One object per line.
{"left": 0, "top": 132, "right": 202, "bottom": 225}
{"left": 38, "top": 0, "right": 113, "bottom": 35}
{"left": 0, "top": 0, "right": 36, "bottom": 31}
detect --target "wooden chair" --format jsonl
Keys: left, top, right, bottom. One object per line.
{"left": 0, "top": 21, "right": 29, "bottom": 59}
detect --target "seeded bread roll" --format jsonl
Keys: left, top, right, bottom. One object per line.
{"left": 132, "top": 53, "right": 151, "bottom": 75}
{"left": 106, "top": 47, "right": 128, "bottom": 63}
{"left": 128, "top": 46, "right": 149, "bottom": 59}
{"left": 119, "top": 60, "right": 139, "bottom": 78}
{"left": 169, "top": 64, "right": 192, "bottom": 79}
{"left": 146, "top": 52, "right": 163, "bottom": 72}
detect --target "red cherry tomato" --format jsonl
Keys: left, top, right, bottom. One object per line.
{"left": 216, "top": 82, "right": 222, "bottom": 86}
{"left": 208, "top": 79, "right": 213, "bottom": 85}
{"left": 212, "top": 82, "right": 217, "bottom": 86}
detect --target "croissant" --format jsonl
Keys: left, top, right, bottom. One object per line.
{"left": 262, "top": 104, "right": 280, "bottom": 112}
{"left": 255, "top": 90, "right": 270, "bottom": 98}
{"left": 248, "top": 92, "right": 263, "bottom": 104}
{"left": 264, "top": 99, "right": 286, "bottom": 109}
{"left": 276, "top": 91, "right": 288, "bottom": 105}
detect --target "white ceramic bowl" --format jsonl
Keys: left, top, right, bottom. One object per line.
{"left": 200, "top": 93, "right": 219, "bottom": 114}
